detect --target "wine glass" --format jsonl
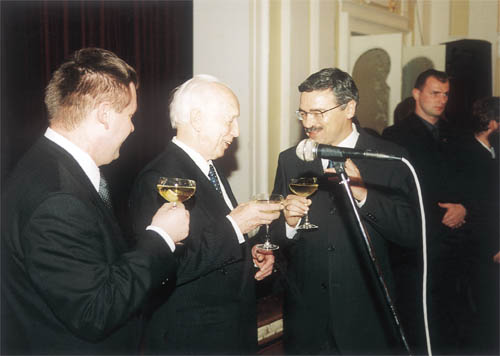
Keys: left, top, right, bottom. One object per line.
{"left": 289, "top": 177, "right": 319, "bottom": 230}
{"left": 253, "top": 193, "right": 284, "bottom": 251}
{"left": 157, "top": 177, "right": 196, "bottom": 207}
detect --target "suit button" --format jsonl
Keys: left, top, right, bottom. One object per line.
{"left": 321, "top": 282, "right": 327, "bottom": 290}
{"left": 329, "top": 208, "right": 336, "bottom": 215}
{"left": 220, "top": 268, "right": 227, "bottom": 275}
{"left": 327, "top": 245, "right": 335, "bottom": 252}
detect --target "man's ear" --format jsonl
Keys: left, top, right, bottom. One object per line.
{"left": 487, "top": 119, "right": 499, "bottom": 132}
{"left": 96, "top": 102, "right": 112, "bottom": 130}
{"left": 345, "top": 100, "right": 357, "bottom": 119}
{"left": 412, "top": 88, "right": 420, "bottom": 102}
{"left": 190, "top": 109, "right": 202, "bottom": 132}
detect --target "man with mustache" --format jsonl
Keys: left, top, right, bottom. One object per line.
{"left": 129, "top": 74, "right": 279, "bottom": 355}
{"left": 269, "top": 67, "right": 419, "bottom": 354}
{"left": 383, "top": 69, "right": 473, "bottom": 355}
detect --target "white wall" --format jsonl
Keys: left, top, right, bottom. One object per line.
{"left": 193, "top": 0, "right": 254, "bottom": 202}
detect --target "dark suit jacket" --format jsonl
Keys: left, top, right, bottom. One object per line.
{"left": 271, "top": 130, "right": 419, "bottom": 355}
{"left": 1, "top": 137, "right": 176, "bottom": 355}
{"left": 129, "top": 141, "right": 258, "bottom": 355}
{"left": 382, "top": 113, "right": 472, "bottom": 238}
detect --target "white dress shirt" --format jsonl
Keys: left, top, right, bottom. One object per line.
{"left": 172, "top": 137, "right": 245, "bottom": 244}
{"left": 286, "top": 123, "right": 365, "bottom": 238}
{"left": 44, "top": 127, "right": 176, "bottom": 252}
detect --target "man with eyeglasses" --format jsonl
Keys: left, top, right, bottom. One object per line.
{"left": 269, "top": 68, "right": 419, "bottom": 355}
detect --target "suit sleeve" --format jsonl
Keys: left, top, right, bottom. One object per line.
{"left": 22, "top": 193, "right": 175, "bottom": 342}
{"left": 357, "top": 156, "right": 420, "bottom": 248}
{"left": 130, "top": 170, "right": 244, "bottom": 286}
{"left": 269, "top": 154, "right": 296, "bottom": 248}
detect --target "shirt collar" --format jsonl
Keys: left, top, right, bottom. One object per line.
{"left": 475, "top": 137, "right": 496, "bottom": 159}
{"left": 321, "top": 123, "right": 360, "bottom": 168}
{"left": 416, "top": 114, "right": 439, "bottom": 140}
{"left": 172, "top": 137, "right": 212, "bottom": 175}
{"left": 44, "top": 127, "right": 100, "bottom": 192}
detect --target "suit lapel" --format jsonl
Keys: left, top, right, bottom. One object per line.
{"left": 213, "top": 162, "right": 238, "bottom": 207}
{"left": 42, "top": 137, "right": 125, "bottom": 248}
{"left": 166, "top": 143, "right": 233, "bottom": 215}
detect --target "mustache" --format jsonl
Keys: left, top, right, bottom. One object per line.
{"left": 304, "top": 126, "right": 321, "bottom": 134}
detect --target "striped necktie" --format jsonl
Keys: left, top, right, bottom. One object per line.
{"left": 98, "top": 174, "right": 113, "bottom": 210}
{"left": 208, "top": 164, "right": 223, "bottom": 195}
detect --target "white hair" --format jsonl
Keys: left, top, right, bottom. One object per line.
{"left": 169, "top": 74, "right": 224, "bottom": 129}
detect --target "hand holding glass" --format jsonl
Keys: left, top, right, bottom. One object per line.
{"left": 157, "top": 177, "right": 196, "bottom": 207}
{"left": 253, "top": 193, "right": 284, "bottom": 251}
{"left": 289, "top": 177, "right": 319, "bottom": 230}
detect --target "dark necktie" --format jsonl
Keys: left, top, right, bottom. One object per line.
{"left": 208, "top": 164, "right": 223, "bottom": 195}
{"left": 98, "top": 174, "right": 113, "bottom": 210}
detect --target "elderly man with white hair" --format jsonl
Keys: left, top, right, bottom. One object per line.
{"left": 129, "top": 75, "right": 279, "bottom": 355}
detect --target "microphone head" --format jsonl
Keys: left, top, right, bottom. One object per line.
{"left": 296, "top": 139, "right": 318, "bottom": 161}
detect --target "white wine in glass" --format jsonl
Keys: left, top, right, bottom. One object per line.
{"left": 253, "top": 193, "right": 284, "bottom": 251}
{"left": 157, "top": 177, "right": 196, "bottom": 207}
{"left": 289, "top": 177, "right": 318, "bottom": 230}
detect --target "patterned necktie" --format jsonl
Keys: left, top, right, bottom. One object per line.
{"left": 327, "top": 160, "right": 334, "bottom": 168}
{"left": 98, "top": 174, "right": 113, "bottom": 210}
{"left": 208, "top": 164, "right": 223, "bottom": 195}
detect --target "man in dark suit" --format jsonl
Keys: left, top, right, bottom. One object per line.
{"left": 1, "top": 48, "right": 190, "bottom": 355}
{"left": 270, "top": 68, "right": 419, "bottom": 355}
{"left": 446, "top": 96, "right": 499, "bottom": 355}
{"left": 129, "top": 74, "right": 278, "bottom": 355}
{"left": 382, "top": 69, "right": 473, "bottom": 354}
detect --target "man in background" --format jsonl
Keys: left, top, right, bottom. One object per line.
{"left": 270, "top": 67, "right": 419, "bottom": 355}
{"left": 1, "top": 48, "right": 189, "bottom": 355}
{"left": 454, "top": 96, "right": 499, "bottom": 355}
{"left": 383, "top": 69, "right": 473, "bottom": 354}
{"left": 129, "top": 74, "right": 278, "bottom": 355}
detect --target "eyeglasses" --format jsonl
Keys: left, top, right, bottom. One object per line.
{"left": 295, "top": 103, "right": 344, "bottom": 121}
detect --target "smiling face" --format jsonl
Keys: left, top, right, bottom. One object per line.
{"left": 299, "top": 89, "right": 355, "bottom": 146}
{"left": 196, "top": 84, "right": 240, "bottom": 161}
{"left": 103, "top": 82, "right": 137, "bottom": 164}
{"left": 413, "top": 76, "right": 449, "bottom": 124}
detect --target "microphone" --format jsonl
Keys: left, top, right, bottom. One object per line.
{"left": 295, "top": 139, "right": 402, "bottom": 162}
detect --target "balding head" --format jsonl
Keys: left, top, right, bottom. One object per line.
{"left": 170, "top": 75, "right": 240, "bottom": 161}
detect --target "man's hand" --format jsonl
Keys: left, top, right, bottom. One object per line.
{"left": 252, "top": 245, "right": 275, "bottom": 280}
{"left": 151, "top": 202, "right": 190, "bottom": 243}
{"left": 283, "top": 194, "right": 310, "bottom": 227}
{"left": 493, "top": 251, "right": 500, "bottom": 264}
{"left": 324, "top": 158, "right": 367, "bottom": 202}
{"left": 438, "top": 202, "right": 467, "bottom": 229}
{"left": 229, "top": 201, "right": 281, "bottom": 235}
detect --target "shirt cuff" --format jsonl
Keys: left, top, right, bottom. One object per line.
{"left": 285, "top": 221, "right": 299, "bottom": 239}
{"left": 226, "top": 215, "right": 245, "bottom": 244}
{"left": 146, "top": 225, "right": 176, "bottom": 252}
{"left": 356, "top": 192, "right": 367, "bottom": 208}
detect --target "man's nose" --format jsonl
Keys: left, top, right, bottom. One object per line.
{"left": 231, "top": 120, "right": 240, "bottom": 137}
{"left": 302, "top": 115, "right": 315, "bottom": 127}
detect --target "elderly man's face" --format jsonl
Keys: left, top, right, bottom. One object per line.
{"left": 198, "top": 85, "right": 240, "bottom": 161}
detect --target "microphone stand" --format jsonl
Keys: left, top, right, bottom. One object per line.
{"left": 332, "top": 161, "right": 412, "bottom": 356}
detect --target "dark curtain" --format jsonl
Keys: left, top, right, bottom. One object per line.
{"left": 1, "top": 0, "right": 193, "bottom": 231}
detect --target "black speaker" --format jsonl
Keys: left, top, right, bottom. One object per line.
{"left": 444, "top": 39, "right": 492, "bottom": 132}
